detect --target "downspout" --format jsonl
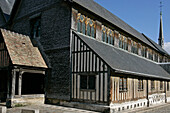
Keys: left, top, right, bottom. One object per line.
{"left": 165, "top": 81, "right": 167, "bottom": 103}
{"left": 147, "top": 79, "right": 149, "bottom": 107}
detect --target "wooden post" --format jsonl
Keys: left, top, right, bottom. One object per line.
{"left": 11, "top": 70, "right": 16, "bottom": 99}
{"left": 18, "top": 71, "right": 23, "bottom": 96}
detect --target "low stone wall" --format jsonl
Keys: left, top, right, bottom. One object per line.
{"left": 148, "top": 93, "right": 165, "bottom": 106}
{"left": 110, "top": 93, "right": 166, "bottom": 113}
{"left": 110, "top": 98, "right": 147, "bottom": 113}
{"left": 45, "top": 98, "right": 109, "bottom": 112}
{"left": 11, "top": 94, "right": 44, "bottom": 107}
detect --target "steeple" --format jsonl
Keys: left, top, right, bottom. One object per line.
{"left": 158, "top": 1, "right": 164, "bottom": 48}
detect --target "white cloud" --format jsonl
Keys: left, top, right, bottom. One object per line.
{"left": 164, "top": 42, "right": 170, "bottom": 54}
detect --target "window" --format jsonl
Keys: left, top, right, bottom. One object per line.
{"left": 30, "top": 17, "right": 41, "bottom": 39}
{"left": 80, "top": 75, "right": 96, "bottom": 90}
{"left": 141, "top": 46, "right": 145, "bottom": 57}
{"left": 151, "top": 80, "right": 155, "bottom": 90}
{"left": 134, "top": 42, "right": 138, "bottom": 54}
{"left": 119, "top": 77, "right": 127, "bottom": 91}
{"left": 131, "top": 41, "right": 135, "bottom": 53}
{"left": 148, "top": 49, "right": 153, "bottom": 60}
{"left": 77, "top": 14, "right": 95, "bottom": 38}
{"left": 160, "top": 81, "right": 163, "bottom": 90}
{"left": 123, "top": 37, "right": 128, "bottom": 50}
{"left": 138, "top": 79, "right": 143, "bottom": 91}
{"left": 155, "top": 53, "right": 158, "bottom": 62}
{"left": 102, "top": 27, "right": 107, "bottom": 42}
{"left": 119, "top": 35, "right": 123, "bottom": 49}
{"left": 102, "top": 26, "right": 114, "bottom": 46}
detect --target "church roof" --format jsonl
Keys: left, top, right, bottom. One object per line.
{"left": 74, "top": 31, "right": 170, "bottom": 80}
{"left": 0, "top": 29, "right": 47, "bottom": 68}
{"left": 142, "top": 34, "right": 168, "bottom": 55}
{"left": 71, "top": 0, "right": 168, "bottom": 55}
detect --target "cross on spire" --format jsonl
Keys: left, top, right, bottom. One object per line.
{"left": 160, "top": 1, "right": 163, "bottom": 15}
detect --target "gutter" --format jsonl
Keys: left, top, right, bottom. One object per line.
{"left": 115, "top": 69, "right": 170, "bottom": 80}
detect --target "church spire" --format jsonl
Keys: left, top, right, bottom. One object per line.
{"left": 158, "top": 1, "right": 164, "bottom": 48}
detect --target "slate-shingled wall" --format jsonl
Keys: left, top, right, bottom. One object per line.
{"left": 10, "top": 0, "right": 72, "bottom": 101}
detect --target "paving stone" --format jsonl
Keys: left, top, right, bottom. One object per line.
{"left": 7, "top": 104, "right": 99, "bottom": 113}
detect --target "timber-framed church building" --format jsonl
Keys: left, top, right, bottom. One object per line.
{"left": 0, "top": 0, "right": 170, "bottom": 112}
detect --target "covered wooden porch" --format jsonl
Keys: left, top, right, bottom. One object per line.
{"left": 0, "top": 29, "right": 48, "bottom": 107}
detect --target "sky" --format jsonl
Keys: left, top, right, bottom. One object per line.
{"left": 94, "top": 0, "right": 170, "bottom": 54}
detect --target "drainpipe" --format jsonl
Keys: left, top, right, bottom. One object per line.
{"left": 147, "top": 79, "right": 149, "bottom": 107}
{"left": 165, "top": 81, "right": 167, "bottom": 103}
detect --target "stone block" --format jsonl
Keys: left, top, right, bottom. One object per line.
{"left": 21, "top": 109, "right": 39, "bottom": 113}
{"left": 0, "top": 106, "right": 6, "bottom": 113}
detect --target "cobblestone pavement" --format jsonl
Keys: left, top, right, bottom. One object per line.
{"left": 6, "top": 104, "right": 100, "bottom": 113}
{"left": 5, "top": 103, "right": 170, "bottom": 113}
{"left": 121, "top": 103, "right": 170, "bottom": 113}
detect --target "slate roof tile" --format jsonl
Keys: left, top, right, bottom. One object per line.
{"left": 75, "top": 31, "right": 170, "bottom": 79}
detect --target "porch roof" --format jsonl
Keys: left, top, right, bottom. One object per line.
{"left": 1, "top": 29, "right": 47, "bottom": 69}
{"left": 74, "top": 31, "right": 170, "bottom": 80}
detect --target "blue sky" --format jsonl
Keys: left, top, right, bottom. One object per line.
{"left": 94, "top": 0, "right": 170, "bottom": 53}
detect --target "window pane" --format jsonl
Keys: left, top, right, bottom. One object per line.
{"left": 105, "top": 33, "right": 107, "bottom": 43}
{"left": 123, "top": 78, "right": 127, "bottom": 90}
{"left": 102, "top": 32, "right": 104, "bottom": 42}
{"left": 88, "top": 76, "right": 96, "bottom": 89}
{"left": 111, "top": 37, "right": 113, "bottom": 45}
{"left": 160, "top": 81, "right": 163, "bottom": 90}
{"left": 80, "top": 76, "right": 87, "bottom": 89}
{"left": 119, "top": 39, "right": 122, "bottom": 48}
{"left": 91, "top": 26, "right": 95, "bottom": 38}
{"left": 86, "top": 24, "right": 90, "bottom": 36}
{"left": 77, "top": 20, "right": 81, "bottom": 32}
{"left": 119, "top": 78, "right": 123, "bottom": 91}
{"left": 108, "top": 35, "right": 110, "bottom": 44}
{"left": 82, "top": 22, "right": 86, "bottom": 34}
{"left": 151, "top": 80, "right": 154, "bottom": 90}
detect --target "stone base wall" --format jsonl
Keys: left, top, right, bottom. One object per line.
{"left": 45, "top": 98, "right": 110, "bottom": 112}
{"left": 7, "top": 94, "right": 44, "bottom": 107}
{"left": 110, "top": 98, "right": 147, "bottom": 113}
{"left": 148, "top": 93, "right": 165, "bottom": 105}
{"left": 110, "top": 93, "right": 166, "bottom": 113}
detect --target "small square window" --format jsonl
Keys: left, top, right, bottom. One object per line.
{"left": 151, "top": 80, "right": 155, "bottom": 90}
{"left": 80, "top": 75, "right": 96, "bottom": 90}
{"left": 119, "top": 77, "right": 127, "bottom": 92}
{"left": 138, "top": 79, "right": 143, "bottom": 91}
{"left": 160, "top": 81, "right": 163, "bottom": 90}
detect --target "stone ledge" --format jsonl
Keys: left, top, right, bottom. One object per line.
{"left": 21, "top": 108, "right": 39, "bottom": 113}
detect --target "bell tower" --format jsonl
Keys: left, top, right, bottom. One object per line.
{"left": 158, "top": 1, "right": 164, "bottom": 48}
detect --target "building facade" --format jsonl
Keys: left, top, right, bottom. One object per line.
{"left": 0, "top": 0, "right": 170, "bottom": 112}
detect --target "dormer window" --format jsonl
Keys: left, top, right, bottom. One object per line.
{"left": 30, "top": 16, "right": 41, "bottom": 39}
{"left": 77, "top": 13, "right": 95, "bottom": 38}
{"left": 102, "top": 26, "right": 114, "bottom": 45}
{"left": 119, "top": 35, "right": 123, "bottom": 49}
